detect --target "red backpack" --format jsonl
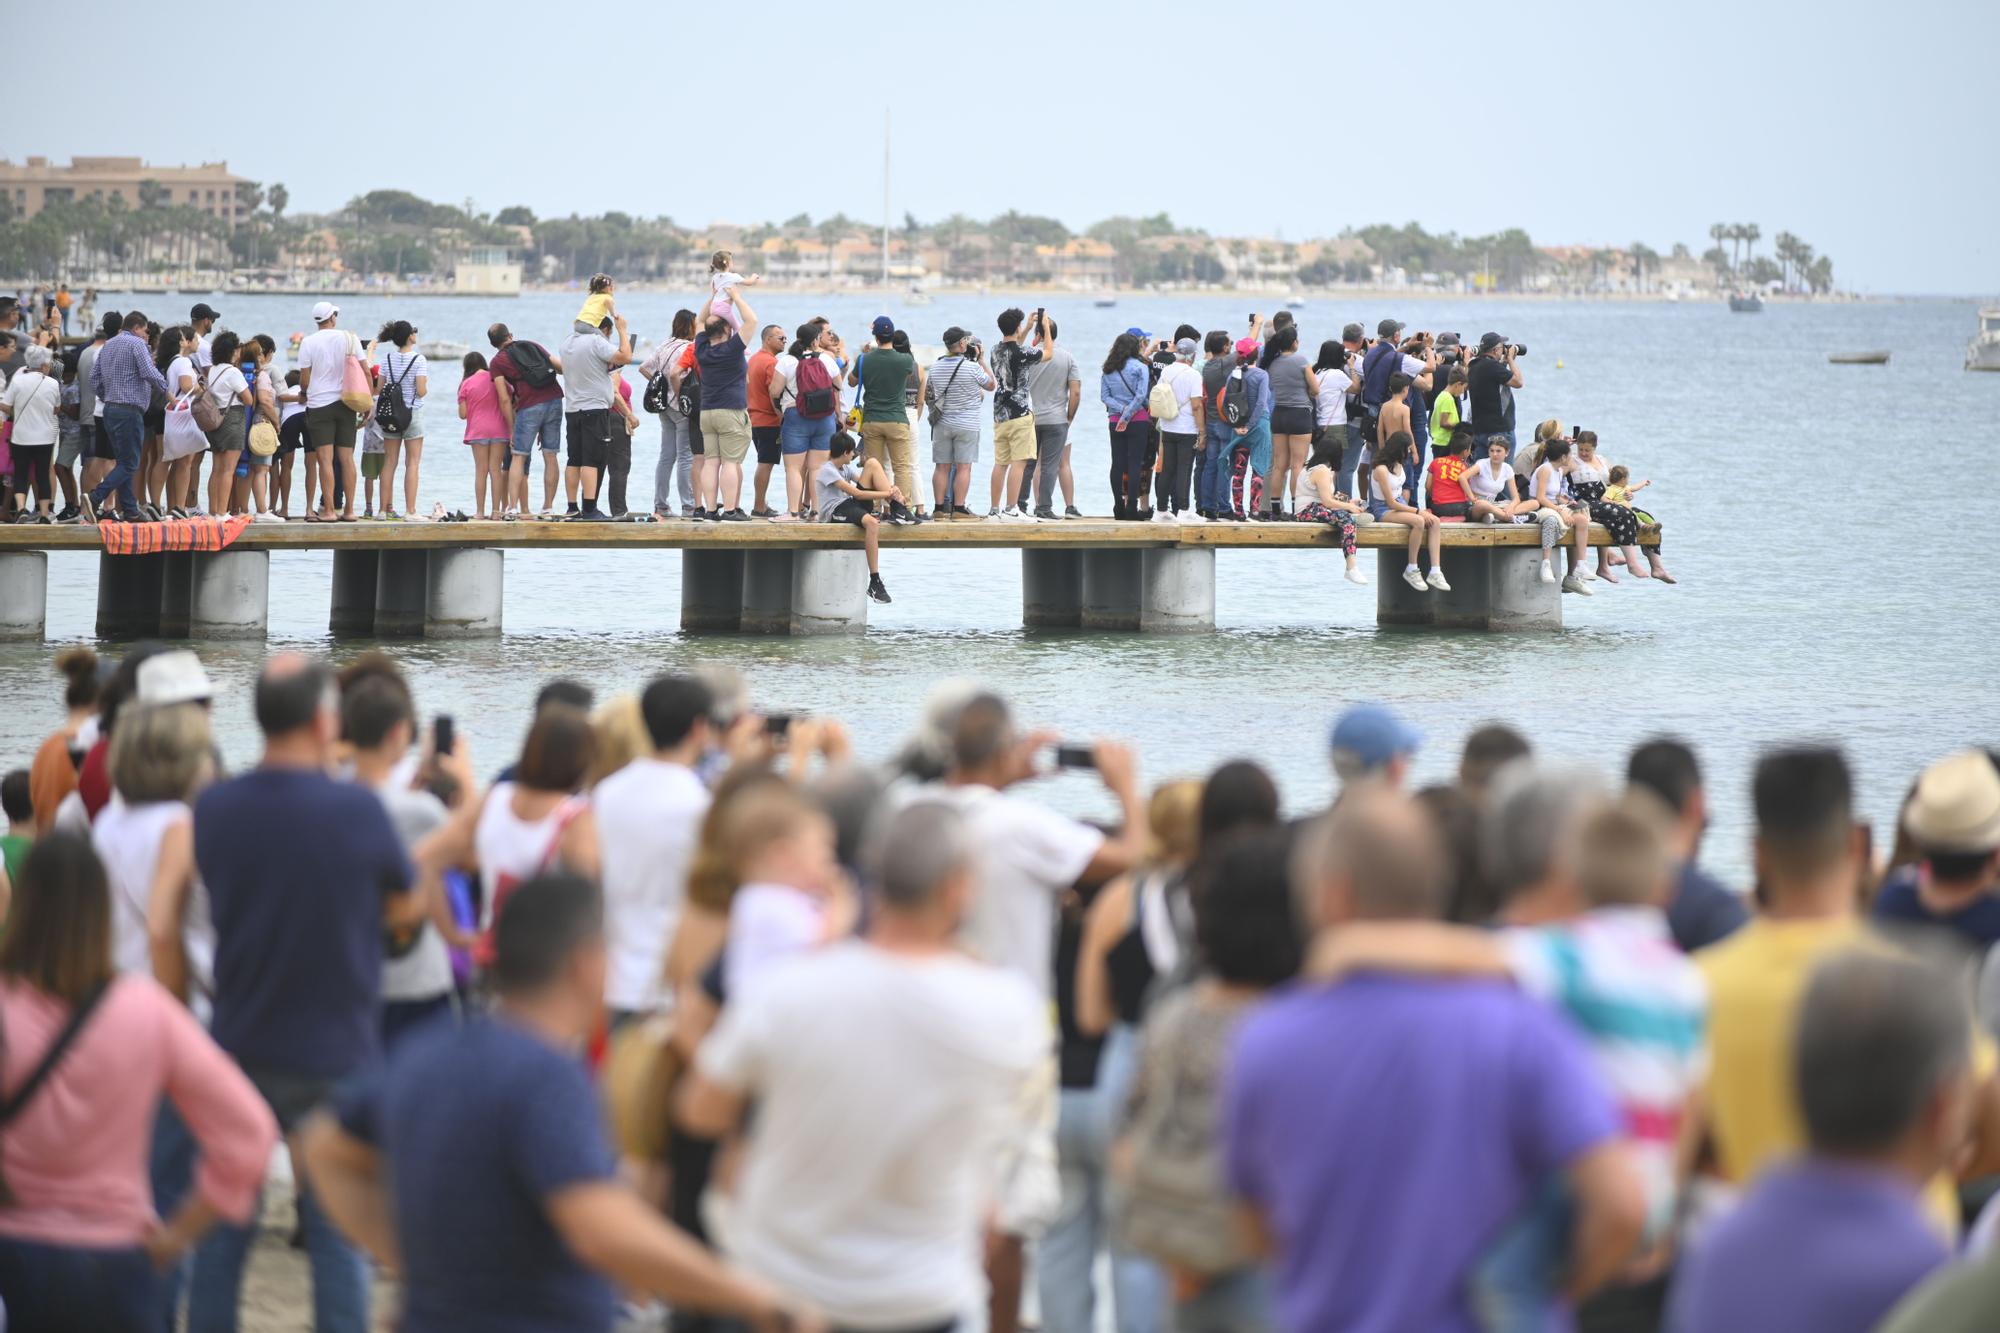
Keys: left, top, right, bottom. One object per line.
{"left": 794, "top": 354, "right": 837, "bottom": 420}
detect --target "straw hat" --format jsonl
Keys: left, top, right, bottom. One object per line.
{"left": 1903, "top": 751, "right": 2000, "bottom": 854}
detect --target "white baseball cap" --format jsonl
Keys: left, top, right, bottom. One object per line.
{"left": 311, "top": 301, "right": 338, "bottom": 323}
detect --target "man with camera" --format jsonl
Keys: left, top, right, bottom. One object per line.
{"left": 1466, "top": 331, "right": 1524, "bottom": 462}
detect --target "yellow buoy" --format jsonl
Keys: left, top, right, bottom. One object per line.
{"left": 1556, "top": 357, "right": 1565, "bottom": 369}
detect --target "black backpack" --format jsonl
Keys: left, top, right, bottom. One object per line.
{"left": 674, "top": 363, "right": 702, "bottom": 419}
{"left": 507, "top": 340, "right": 558, "bottom": 389}
{"left": 1220, "top": 368, "right": 1253, "bottom": 428}
{"left": 373, "top": 354, "right": 417, "bottom": 435}
{"left": 641, "top": 338, "right": 686, "bottom": 414}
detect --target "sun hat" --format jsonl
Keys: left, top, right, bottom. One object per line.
{"left": 136, "top": 650, "right": 214, "bottom": 707}
{"left": 1904, "top": 751, "right": 2000, "bottom": 853}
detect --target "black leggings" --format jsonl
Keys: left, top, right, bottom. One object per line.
{"left": 9, "top": 443, "right": 53, "bottom": 508}
{"left": 1108, "top": 419, "right": 1154, "bottom": 519}
{"left": 1160, "top": 431, "right": 1197, "bottom": 512}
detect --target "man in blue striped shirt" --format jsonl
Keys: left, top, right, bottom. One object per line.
{"left": 85, "top": 310, "right": 167, "bottom": 522}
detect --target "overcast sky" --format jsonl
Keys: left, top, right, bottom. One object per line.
{"left": 11, "top": 0, "right": 1995, "bottom": 295}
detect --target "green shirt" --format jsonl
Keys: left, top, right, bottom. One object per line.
{"left": 0, "top": 833, "right": 28, "bottom": 890}
{"left": 857, "top": 348, "right": 915, "bottom": 423}
{"left": 1430, "top": 391, "right": 1461, "bottom": 450}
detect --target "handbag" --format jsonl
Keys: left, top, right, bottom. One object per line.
{"left": 339, "top": 333, "right": 373, "bottom": 413}
{"left": 163, "top": 393, "right": 208, "bottom": 460}
{"left": 247, "top": 420, "right": 280, "bottom": 457}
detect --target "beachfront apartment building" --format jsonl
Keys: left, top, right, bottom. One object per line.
{"left": 0, "top": 156, "right": 251, "bottom": 224}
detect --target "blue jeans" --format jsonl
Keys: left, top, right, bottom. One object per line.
{"left": 186, "top": 1069, "right": 370, "bottom": 1333}
{"left": 1471, "top": 1177, "right": 1572, "bottom": 1333}
{"left": 1039, "top": 1025, "right": 1167, "bottom": 1333}
{"left": 511, "top": 398, "right": 562, "bottom": 457}
{"left": 1340, "top": 419, "right": 1366, "bottom": 498}
{"left": 94, "top": 402, "right": 145, "bottom": 513}
{"left": 151, "top": 1100, "right": 198, "bottom": 1329}
{"left": 0, "top": 1234, "right": 160, "bottom": 1332}
{"left": 655, "top": 410, "right": 695, "bottom": 513}
{"left": 1197, "top": 423, "right": 1234, "bottom": 514}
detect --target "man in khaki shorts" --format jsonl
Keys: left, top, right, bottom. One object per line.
{"left": 987, "top": 307, "right": 1049, "bottom": 521}
{"left": 853, "top": 315, "right": 919, "bottom": 511}
{"left": 693, "top": 286, "right": 759, "bottom": 521}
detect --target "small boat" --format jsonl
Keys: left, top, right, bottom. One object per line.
{"left": 1827, "top": 351, "right": 1890, "bottom": 366}
{"left": 1093, "top": 297, "right": 1118, "bottom": 308}
{"left": 1283, "top": 294, "right": 1308, "bottom": 309}
{"left": 417, "top": 338, "right": 470, "bottom": 361}
{"left": 1967, "top": 307, "right": 2000, "bottom": 372}
{"left": 902, "top": 287, "right": 932, "bottom": 307}
{"left": 1728, "top": 292, "right": 1763, "bottom": 313}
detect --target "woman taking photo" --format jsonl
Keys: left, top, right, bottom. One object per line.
{"left": 1524, "top": 427, "right": 1594, "bottom": 594}
{"left": 0, "top": 835, "right": 275, "bottom": 1332}
{"left": 1369, "top": 430, "right": 1448, "bottom": 593}
{"left": 374, "top": 321, "right": 428, "bottom": 521}
{"left": 1259, "top": 326, "right": 1317, "bottom": 519}
{"left": 1099, "top": 332, "right": 1155, "bottom": 521}
{"left": 1573, "top": 431, "right": 1673, "bottom": 583}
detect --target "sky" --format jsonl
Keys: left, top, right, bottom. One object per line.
{"left": 9, "top": 0, "right": 1997, "bottom": 295}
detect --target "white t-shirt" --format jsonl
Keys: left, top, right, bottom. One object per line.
{"left": 697, "top": 940, "right": 1047, "bottom": 1328}
{"left": 1316, "top": 367, "right": 1353, "bottom": 428}
{"left": 0, "top": 368, "right": 61, "bottom": 445}
{"left": 298, "top": 328, "right": 356, "bottom": 409}
{"left": 380, "top": 349, "right": 428, "bottom": 409}
{"left": 93, "top": 796, "right": 215, "bottom": 1022}
{"left": 166, "top": 355, "right": 197, "bottom": 400}
{"left": 1531, "top": 461, "right": 1569, "bottom": 505}
{"left": 371, "top": 782, "right": 455, "bottom": 1004}
{"left": 193, "top": 332, "right": 213, "bottom": 369}
{"left": 944, "top": 784, "right": 1104, "bottom": 995}
{"left": 1465, "top": 457, "right": 1513, "bottom": 502}
{"left": 204, "top": 363, "right": 248, "bottom": 413}
{"left": 724, "top": 882, "right": 824, "bottom": 1003}
{"left": 1158, "top": 361, "right": 1203, "bottom": 436}
{"left": 773, "top": 351, "right": 842, "bottom": 411}
{"left": 1371, "top": 462, "right": 1405, "bottom": 505}
{"left": 592, "top": 757, "right": 710, "bottom": 1014}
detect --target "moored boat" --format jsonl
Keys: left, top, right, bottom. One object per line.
{"left": 1828, "top": 351, "right": 1890, "bottom": 365}
{"left": 1967, "top": 308, "right": 2000, "bottom": 372}
{"left": 1728, "top": 292, "right": 1763, "bottom": 313}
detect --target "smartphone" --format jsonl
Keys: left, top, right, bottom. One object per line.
{"left": 433, "top": 714, "right": 455, "bottom": 758}
{"left": 764, "top": 712, "right": 795, "bottom": 738}
{"left": 1053, "top": 744, "right": 1096, "bottom": 771}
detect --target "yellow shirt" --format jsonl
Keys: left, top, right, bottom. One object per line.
{"left": 575, "top": 291, "right": 613, "bottom": 329}
{"left": 1601, "top": 483, "right": 1630, "bottom": 505}
{"left": 1697, "top": 915, "right": 1992, "bottom": 1232}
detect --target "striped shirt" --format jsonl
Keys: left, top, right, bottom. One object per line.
{"left": 925, "top": 355, "right": 991, "bottom": 430}
{"left": 90, "top": 331, "right": 169, "bottom": 409}
{"left": 1505, "top": 906, "right": 1707, "bottom": 1238}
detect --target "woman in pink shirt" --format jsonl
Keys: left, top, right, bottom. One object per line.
{"left": 458, "top": 351, "right": 511, "bottom": 520}
{"left": 0, "top": 834, "right": 276, "bottom": 1331}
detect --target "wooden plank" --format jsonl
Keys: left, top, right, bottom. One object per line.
{"left": 0, "top": 518, "right": 1661, "bottom": 553}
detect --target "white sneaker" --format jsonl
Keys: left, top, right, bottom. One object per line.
{"left": 1583, "top": 567, "right": 1600, "bottom": 581}
{"left": 251, "top": 510, "right": 285, "bottom": 524}
{"left": 1402, "top": 567, "right": 1428, "bottom": 592}
{"left": 1562, "top": 574, "right": 1593, "bottom": 596}
{"left": 1344, "top": 566, "right": 1369, "bottom": 586}
{"left": 1179, "top": 512, "right": 1209, "bottom": 526}
{"left": 998, "top": 507, "right": 1034, "bottom": 523}
{"left": 1483, "top": 511, "right": 1499, "bottom": 524}
{"left": 1539, "top": 561, "right": 1556, "bottom": 584}
{"left": 1426, "top": 569, "right": 1452, "bottom": 592}
{"left": 1153, "top": 510, "right": 1178, "bottom": 524}
{"left": 1510, "top": 514, "right": 1530, "bottom": 524}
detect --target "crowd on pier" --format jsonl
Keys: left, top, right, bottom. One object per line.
{"left": 0, "top": 637, "right": 1995, "bottom": 1332}
{"left": 0, "top": 269, "right": 1683, "bottom": 605}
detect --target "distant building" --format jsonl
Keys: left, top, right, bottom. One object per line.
{"left": 0, "top": 155, "right": 250, "bottom": 224}
{"left": 455, "top": 245, "right": 522, "bottom": 296}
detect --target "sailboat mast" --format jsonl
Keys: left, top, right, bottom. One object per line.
{"left": 881, "top": 108, "right": 891, "bottom": 291}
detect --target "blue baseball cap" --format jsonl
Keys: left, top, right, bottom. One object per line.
{"left": 1126, "top": 325, "right": 1152, "bottom": 339}
{"left": 1329, "top": 703, "right": 1420, "bottom": 769}
{"left": 871, "top": 315, "right": 895, "bottom": 338}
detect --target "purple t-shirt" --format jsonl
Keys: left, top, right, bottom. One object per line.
{"left": 1665, "top": 1161, "right": 1946, "bottom": 1333}
{"left": 1224, "top": 975, "right": 1619, "bottom": 1333}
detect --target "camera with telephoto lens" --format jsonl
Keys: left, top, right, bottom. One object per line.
{"left": 1510, "top": 344, "right": 1527, "bottom": 358}
{"left": 964, "top": 339, "right": 981, "bottom": 360}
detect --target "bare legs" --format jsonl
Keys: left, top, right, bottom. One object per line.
{"left": 402, "top": 437, "right": 424, "bottom": 514}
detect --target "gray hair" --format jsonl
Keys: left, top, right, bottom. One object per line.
{"left": 870, "top": 799, "right": 973, "bottom": 910}
{"left": 21, "top": 344, "right": 51, "bottom": 372}
{"left": 1797, "top": 950, "right": 1971, "bottom": 1156}
{"left": 1482, "top": 763, "right": 1603, "bottom": 903}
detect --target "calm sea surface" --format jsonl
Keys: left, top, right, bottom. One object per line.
{"left": 8, "top": 290, "right": 1998, "bottom": 880}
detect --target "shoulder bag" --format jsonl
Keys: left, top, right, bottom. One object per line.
{"left": 0, "top": 978, "right": 113, "bottom": 1204}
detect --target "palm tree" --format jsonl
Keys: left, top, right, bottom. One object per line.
{"left": 267, "top": 182, "right": 289, "bottom": 219}
{"left": 1741, "top": 223, "right": 1761, "bottom": 269}
{"left": 1772, "top": 231, "right": 1800, "bottom": 291}
{"left": 1630, "top": 242, "right": 1659, "bottom": 293}
{"left": 1709, "top": 223, "right": 1728, "bottom": 271}
{"left": 1791, "top": 240, "right": 1815, "bottom": 295}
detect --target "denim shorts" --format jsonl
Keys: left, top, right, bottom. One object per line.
{"left": 1368, "top": 499, "right": 1391, "bottom": 521}
{"left": 379, "top": 402, "right": 425, "bottom": 440}
{"left": 511, "top": 399, "right": 562, "bottom": 457}
{"left": 779, "top": 407, "right": 835, "bottom": 456}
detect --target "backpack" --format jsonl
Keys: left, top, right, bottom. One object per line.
{"left": 642, "top": 338, "right": 687, "bottom": 414}
{"left": 507, "top": 340, "right": 557, "bottom": 390}
{"left": 373, "top": 354, "right": 417, "bottom": 434}
{"left": 190, "top": 366, "right": 224, "bottom": 432}
{"left": 1147, "top": 371, "right": 1179, "bottom": 422}
{"left": 1360, "top": 341, "right": 1400, "bottom": 410}
{"left": 794, "top": 353, "right": 837, "bottom": 420}
{"left": 1219, "top": 369, "right": 1252, "bottom": 428}
{"left": 674, "top": 362, "right": 702, "bottom": 419}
